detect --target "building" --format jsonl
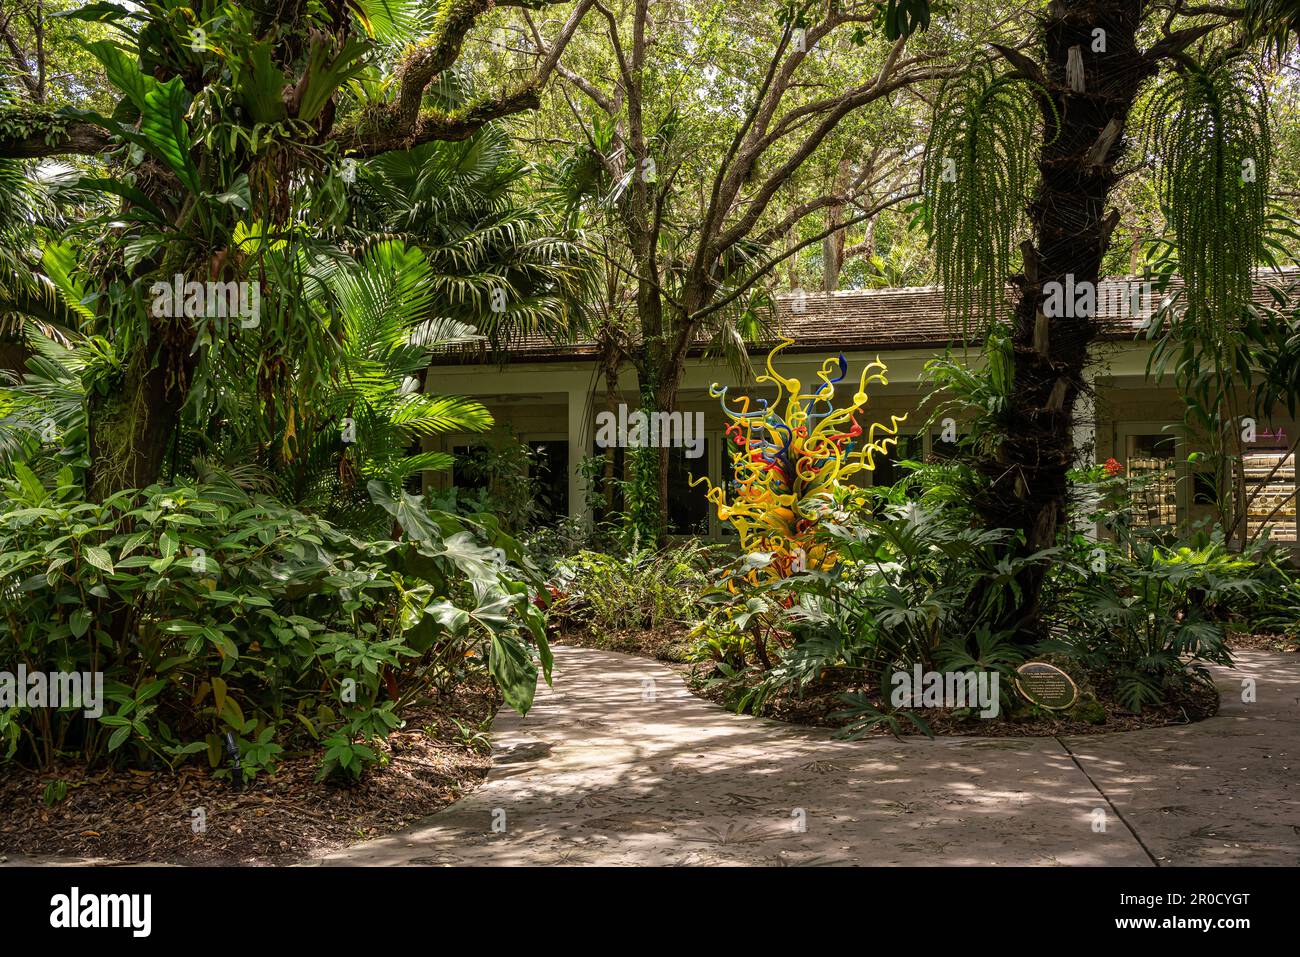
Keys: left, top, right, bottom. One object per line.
{"left": 424, "top": 270, "right": 1300, "bottom": 544}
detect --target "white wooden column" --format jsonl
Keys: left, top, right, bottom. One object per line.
{"left": 567, "top": 385, "right": 594, "bottom": 526}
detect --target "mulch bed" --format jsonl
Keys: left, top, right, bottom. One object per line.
{"left": 553, "top": 622, "right": 695, "bottom": 663}
{"left": 0, "top": 678, "right": 498, "bottom": 865}
{"left": 685, "top": 664, "right": 1220, "bottom": 737}
{"left": 1228, "top": 630, "right": 1299, "bottom": 653}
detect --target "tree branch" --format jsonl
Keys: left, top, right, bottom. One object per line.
{"left": 334, "top": 0, "right": 593, "bottom": 157}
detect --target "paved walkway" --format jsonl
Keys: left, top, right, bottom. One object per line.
{"left": 321, "top": 646, "right": 1300, "bottom": 866}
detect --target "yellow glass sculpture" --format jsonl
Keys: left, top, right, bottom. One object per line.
{"left": 692, "top": 340, "right": 906, "bottom": 581}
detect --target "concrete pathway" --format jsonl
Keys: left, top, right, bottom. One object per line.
{"left": 321, "top": 646, "right": 1300, "bottom": 866}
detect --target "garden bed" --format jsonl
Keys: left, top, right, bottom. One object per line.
{"left": 553, "top": 622, "right": 696, "bottom": 663}
{"left": 0, "top": 679, "right": 498, "bottom": 866}
{"left": 1228, "top": 630, "right": 1300, "bottom": 653}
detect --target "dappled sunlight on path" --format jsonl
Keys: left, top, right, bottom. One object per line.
{"left": 322, "top": 646, "right": 1300, "bottom": 866}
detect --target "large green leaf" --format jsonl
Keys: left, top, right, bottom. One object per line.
{"left": 82, "top": 40, "right": 199, "bottom": 195}
{"left": 140, "top": 76, "right": 200, "bottom": 195}
{"left": 490, "top": 630, "right": 539, "bottom": 715}
{"left": 82, "top": 39, "right": 150, "bottom": 113}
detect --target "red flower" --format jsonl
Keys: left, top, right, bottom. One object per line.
{"left": 1103, "top": 457, "right": 1124, "bottom": 477}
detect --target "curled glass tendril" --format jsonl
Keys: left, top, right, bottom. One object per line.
{"left": 691, "top": 339, "right": 907, "bottom": 582}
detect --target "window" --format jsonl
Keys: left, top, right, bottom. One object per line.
{"left": 1243, "top": 426, "right": 1296, "bottom": 543}
{"left": 1125, "top": 433, "right": 1178, "bottom": 528}
{"left": 930, "top": 430, "right": 960, "bottom": 461}
{"left": 668, "top": 441, "right": 710, "bottom": 535}
{"left": 589, "top": 441, "right": 627, "bottom": 524}
{"left": 528, "top": 440, "right": 569, "bottom": 524}
{"left": 451, "top": 444, "right": 491, "bottom": 492}
{"left": 453, "top": 439, "right": 569, "bottom": 523}
{"left": 871, "top": 433, "right": 923, "bottom": 490}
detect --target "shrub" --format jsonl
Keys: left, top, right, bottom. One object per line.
{"left": 1042, "top": 531, "right": 1259, "bottom": 712}
{"left": 0, "top": 467, "right": 550, "bottom": 781}
{"left": 692, "top": 494, "right": 1040, "bottom": 716}
{"left": 549, "top": 541, "right": 717, "bottom": 635}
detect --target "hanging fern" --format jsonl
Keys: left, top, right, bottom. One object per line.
{"left": 1143, "top": 52, "right": 1271, "bottom": 331}
{"left": 921, "top": 66, "right": 1053, "bottom": 335}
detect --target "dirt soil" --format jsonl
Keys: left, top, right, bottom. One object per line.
{"left": 554, "top": 622, "right": 695, "bottom": 663}
{"left": 0, "top": 678, "right": 498, "bottom": 865}
{"left": 1228, "top": 630, "right": 1299, "bottom": 654}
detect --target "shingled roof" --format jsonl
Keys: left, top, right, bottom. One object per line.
{"left": 431, "top": 267, "right": 1300, "bottom": 365}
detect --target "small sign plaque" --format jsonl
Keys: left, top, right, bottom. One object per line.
{"left": 1015, "top": 662, "right": 1079, "bottom": 711}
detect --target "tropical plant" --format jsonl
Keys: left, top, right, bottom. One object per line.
{"left": 692, "top": 494, "right": 1047, "bottom": 718}
{"left": 0, "top": 468, "right": 551, "bottom": 778}
{"left": 1042, "top": 531, "right": 1256, "bottom": 713}
{"left": 549, "top": 540, "right": 717, "bottom": 635}
{"left": 1143, "top": 53, "right": 1273, "bottom": 331}
{"left": 922, "top": 65, "right": 1051, "bottom": 332}
{"left": 348, "top": 123, "right": 591, "bottom": 353}
{"left": 918, "top": 3, "right": 1277, "bottom": 641}
{"left": 201, "top": 238, "right": 494, "bottom": 516}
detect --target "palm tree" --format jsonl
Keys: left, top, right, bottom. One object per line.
{"left": 190, "top": 239, "right": 495, "bottom": 523}
{"left": 347, "top": 123, "right": 593, "bottom": 355}
{"left": 0, "top": 156, "right": 81, "bottom": 365}
{"left": 920, "top": 3, "right": 1277, "bottom": 639}
{"left": 1243, "top": 0, "right": 1300, "bottom": 57}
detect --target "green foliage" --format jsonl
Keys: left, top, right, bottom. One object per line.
{"left": 550, "top": 541, "right": 716, "bottom": 635}
{"left": 1042, "top": 532, "right": 1256, "bottom": 713}
{"left": 920, "top": 328, "right": 1015, "bottom": 464}
{"left": 1143, "top": 52, "right": 1273, "bottom": 332}
{"left": 0, "top": 469, "right": 550, "bottom": 777}
{"left": 693, "top": 493, "right": 1042, "bottom": 718}
{"left": 922, "top": 66, "right": 1052, "bottom": 332}
{"left": 1243, "top": 0, "right": 1300, "bottom": 60}
{"left": 830, "top": 694, "right": 933, "bottom": 740}
{"left": 347, "top": 124, "right": 591, "bottom": 353}
{"left": 879, "top": 0, "right": 933, "bottom": 41}
{"left": 439, "top": 428, "right": 544, "bottom": 534}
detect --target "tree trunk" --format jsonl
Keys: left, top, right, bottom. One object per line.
{"left": 977, "top": 1, "right": 1154, "bottom": 639}
{"left": 86, "top": 320, "right": 193, "bottom": 499}
{"left": 823, "top": 153, "right": 853, "bottom": 292}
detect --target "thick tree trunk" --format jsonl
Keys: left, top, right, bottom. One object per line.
{"left": 86, "top": 321, "right": 193, "bottom": 499}
{"left": 977, "top": 1, "right": 1154, "bottom": 639}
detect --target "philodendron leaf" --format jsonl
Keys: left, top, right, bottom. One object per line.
{"left": 489, "top": 631, "right": 538, "bottom": 716}
{"left": 367, "top": 480, "right": 444, "bottom": 544}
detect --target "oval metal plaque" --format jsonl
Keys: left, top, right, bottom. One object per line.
{"left": 1014, "top": 662, "right": 1079, "bottom": 711}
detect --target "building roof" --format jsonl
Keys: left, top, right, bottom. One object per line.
{"left": 431, "top": 267, "right": 1300, "bottom": 365}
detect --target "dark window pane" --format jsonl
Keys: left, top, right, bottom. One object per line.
{"left": 528, "top": 440, "right": 568, "bottom": 523}
{"left": 931, "top": 432, "right": 960, "bottom": 460}
{"left": 872, "top": 433, "right": 922, "bottom": 489}
{"left": 589, "top": 441, "right": 627, "bottom": 523}
{"left": 452, "top": 445, "right": 491, "bottom": 492}
{"left": 668, "top": 441, "right": 710, "bottom": 535}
